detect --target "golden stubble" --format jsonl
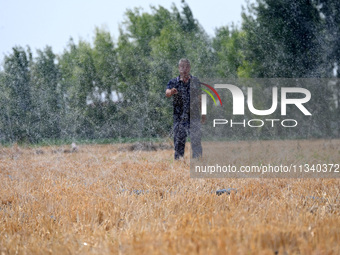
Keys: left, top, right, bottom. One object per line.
{"left": 0, "top": 140, "right": 339, "bottom": 255}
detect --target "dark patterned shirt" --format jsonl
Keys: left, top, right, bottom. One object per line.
{"left": 166, "top": 75, "right": 201, "bottom": 123}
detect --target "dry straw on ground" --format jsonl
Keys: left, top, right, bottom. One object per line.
{"left": 0, "top": 139, "right": 339, "bottom": 254}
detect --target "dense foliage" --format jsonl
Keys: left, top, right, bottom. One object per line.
{"left": 0, "top": 0, "right": 339, "bottom": 143}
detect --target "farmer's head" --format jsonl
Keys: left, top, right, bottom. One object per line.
{"left": 178, "top": 58, "right": 191, "bottom": 78}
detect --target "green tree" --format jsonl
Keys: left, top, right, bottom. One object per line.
{"left": 92, "top": 28, "right": 122, "bottom": 138}
{"left": 318, "top": 0, "right": 340, "bottom": 135}
{"left": 238, "top": 0, "right": 337, "bottom": 137}
{"left": 30, "top": 46, "right": 61, "bottom": 141}
{"left": 318, "top": 0, "right": 340, "bottom": 77}
{"left": 213, "top": 25, "right": 246, "bottom": 78}
{"left": 59, "top": 39, "right": 103, "bottom": 139}
{"left": 116, "top": 5, "right": 178, "bottom": 137}
{"left": 0, "top": 70, "right": 8, "bottom": 143}
{"left": 116, "top": 1, "right": 215, "bottom": 138}
{"left": 2, "top": 46, "right": 33, "bottom": 142}
{"left": 241, "top": 0, "right": 322, "bottom": 78}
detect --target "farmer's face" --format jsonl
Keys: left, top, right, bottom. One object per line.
{"left": 179, "top": 62, "right": 191, "bottom": 78}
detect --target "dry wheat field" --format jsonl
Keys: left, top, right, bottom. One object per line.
{"left": 0, "top": 139, "right": 339, "bottom": 255}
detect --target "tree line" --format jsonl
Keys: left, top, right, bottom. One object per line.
{"left": 0, "top": 0, "right": 339, "bottom": 144}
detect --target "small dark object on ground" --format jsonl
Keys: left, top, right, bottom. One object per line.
{"left": 35, "top": 150, "right": 44, "bottom": 155}
{"left": 121, "top": 189, "right": 149, "bottom": 195}
{"left": 216, "top": 188, "right": 237, "bottom": 196}
{"left": 133, "top": 190, "right": 149, "bottom": 195}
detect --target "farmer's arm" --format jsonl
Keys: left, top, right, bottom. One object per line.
{"left": 166, "top": 80, "right": 178, "bottom": 97}
{"left": 166, "top": 88, "right": 178, "bottom": 97}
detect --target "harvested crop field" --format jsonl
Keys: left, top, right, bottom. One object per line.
{"left": 0, "top": 140, "right": 340, "bottom": 254}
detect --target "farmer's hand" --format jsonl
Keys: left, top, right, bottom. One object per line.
{"left": 166, "top": 88, "right": 178, "bottom": 97}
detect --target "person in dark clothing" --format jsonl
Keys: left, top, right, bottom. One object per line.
{"left": 166, "top": 58, "right": 203, "bottom": 160}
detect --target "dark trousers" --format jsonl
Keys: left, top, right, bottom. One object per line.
{"left": 173, "top": 120, "right": 202, "bottom": 160}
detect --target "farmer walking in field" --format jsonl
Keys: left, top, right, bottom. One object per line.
{"left": 166, "top": 58, "right": 203, "bottom": 160}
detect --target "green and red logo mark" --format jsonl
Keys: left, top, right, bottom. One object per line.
{"left": 200, "top": 82, "right": 223, "bottom": 107}
{"left": 199, "top": 82, "right": 312, "bottom": 128}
